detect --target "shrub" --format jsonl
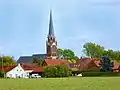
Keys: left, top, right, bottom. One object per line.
{"left": 82, "top": 72, "right": 120, "bottom": 77}
{"left": 44, "top": 65, "right": 70, "bottom": 77}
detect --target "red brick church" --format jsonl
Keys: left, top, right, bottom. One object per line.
{"left": 46, "top": 10, "right": 57, "bottom": 59}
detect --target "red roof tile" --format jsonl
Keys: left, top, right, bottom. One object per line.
{"left": 44, "top": 59, "right": 68, "bottom": 66}
{"left": 75, "top": 58, "right": 101, "bottom": 71}
{"left": 20, "top": 63, "right": 44, "bottom": 72}
{"left": 0, "top": 65, "right": 17, "bottom": 72}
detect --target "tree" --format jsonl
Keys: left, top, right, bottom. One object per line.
{"left": 57, "top": 48, "right": 79, "bottom": 60}
{"left": 103, "top": 50, "right": 120, "bottom": 61}
{"left": 0, "top": 56, "right": 16, "bottom": 66}
{"left": 74, "top": 56, "right": 79, "bottom": 60}
{"left": 100, "top": 57, "right": 114, "bottom": 72}
{"left": 38, "top": 57, "right": 44, "bottom": 66}
{"left": 57, "top": 48, "right": 64, "bottom": 59}
{"left": 63, "top": 49, "right": 75, "bottom": 60}
{"left": 32, "top": 57, "right": 44, "bottom": 66}
{"left": 83, "top": 42, "right": 105, "bottom": 58}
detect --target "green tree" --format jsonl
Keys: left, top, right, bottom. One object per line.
{"left": 63, "top": 49, "right": 75, "bottom": 60}
{"left": 32, "top": 57, "right": 44, "bottom": 66}
{"left": 74, "top": 56, "right": 79, "bottom": 60}
{"left": 83, "top": 42, "right": 105, "bottom": 58}
{"left": 0, "top": 56, "right": 16, "bottom": 66}
{"left": 103, "top": 50, "right": 120, "bottom": 61}
{"left": 57, "top": 48, "right": 79, "bottom": 60}
{"left": 57, "top": 48, "right": 64, "bottom": 59}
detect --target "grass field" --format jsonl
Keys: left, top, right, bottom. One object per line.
{"left": 0, "top": 77, "right": 120, "bottom": 90}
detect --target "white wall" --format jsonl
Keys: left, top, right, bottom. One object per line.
{"left": 6, "top": 64, "right": 32, "bottom": 78}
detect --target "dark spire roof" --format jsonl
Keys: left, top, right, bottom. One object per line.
{"left": 48, "top": 10, "right": 55, "bottom": 37}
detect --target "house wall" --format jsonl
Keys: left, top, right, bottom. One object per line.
{"left": 6, "top": 64, "right": 32, "bottom": 78}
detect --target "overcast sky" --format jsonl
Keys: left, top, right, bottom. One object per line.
{"left": 0, "top": 0, "right": 120, "bottom": 60}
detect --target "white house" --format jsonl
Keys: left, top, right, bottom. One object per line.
{"left": 4, "top": 63, "right": 44, "bottom": 78}
{"left": 5, "top": 64, "right": 33, "bottom": 78}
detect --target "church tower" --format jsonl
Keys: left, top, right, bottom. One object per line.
{"left": 46, "top": 10, "right": 57, "bottom": 59}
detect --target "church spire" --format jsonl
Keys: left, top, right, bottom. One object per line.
{"left": 48, "top": 10, "right": 54, "bottom": 37}
{"left": 46, "top": 10, "right": 57, "bottom": 59}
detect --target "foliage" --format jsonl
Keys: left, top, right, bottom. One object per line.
{"left": 57, "top": 48, "right": 64, "bottom": 59}
{"left": 0, "top": 56, "right": 16, "bottom": 66}
{"left": 44, "top": 65, "right": 70, "bottom": 77}
{"left": 83, "top": 42, "right": 105, "bottom": 58}
{"left": 57, "top": 48, "right": 79, "bottom": 60}
{"left": 82, "top": 42, "right": 120, "bottom": 61}
{"left": 82, "top": 72, "right": 120, "bottom": 77}
{"left": 100, "top": 57, "right": 114, "bottom": 72}
{"left": 32, "top": 57, "right": 44, "bottom": 66}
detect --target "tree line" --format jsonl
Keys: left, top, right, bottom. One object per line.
{"left": 1, "top": 42, "right": 120, "bottom": 67}
{"left": 83, "top": 42, "right": 120, "bottom": 61}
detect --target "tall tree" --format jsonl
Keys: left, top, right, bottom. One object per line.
{"left": 83, "top": 42, "right": 105, "bottom": 58}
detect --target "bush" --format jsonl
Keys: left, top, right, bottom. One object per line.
{"left": 82, "top": 72, "right": 120, "bottom": 77}
{"left": 44, "top": 65, "right": 70, "bottom": 78}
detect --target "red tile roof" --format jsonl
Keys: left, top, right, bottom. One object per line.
{"left": 44, "top": 59, "right": 68, "bottom": 66}
{"left": 73, "top": 58, "right": 101, "bottom": 71}
{"left": 0, "top": 65, "right": 17, "bottom": 72}
{"left": 0, "top": 64, "right": 44, "bottom": 73}
{"left": 20, "top": 63, "right": 44, "bottom": 72}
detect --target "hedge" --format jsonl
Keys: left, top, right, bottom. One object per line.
{"left": 82, "top": 72, "right": 120, "bottom": 77}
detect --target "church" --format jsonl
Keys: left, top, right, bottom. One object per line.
{"left": 17, "top": 10, "right": 58, "bottom": 64}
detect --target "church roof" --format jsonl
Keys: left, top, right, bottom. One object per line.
{"left": 32, "top": 54, "right": 47, "bottom": 60}
{"left": 48, "top": 10, "right": 55, "bottom": 37}
{"left": 17, "top": 56, "right": 33, "bottom": 64}
{"left": 17, "top": 54, "right": 47, "bottom": 64}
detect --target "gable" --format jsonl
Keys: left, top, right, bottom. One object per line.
{"left": 7, "top": 64, "right": 25, "bottom": 74}
{"left": 0, "top": 65, "right": 17, "bottom": 72}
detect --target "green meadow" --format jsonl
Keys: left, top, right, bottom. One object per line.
{"left": 0, "top": 77, "right": 120, "bottom": 90}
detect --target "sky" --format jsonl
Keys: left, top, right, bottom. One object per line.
{"left": 0, "top": 0, "right": 120, "bottom": 60}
